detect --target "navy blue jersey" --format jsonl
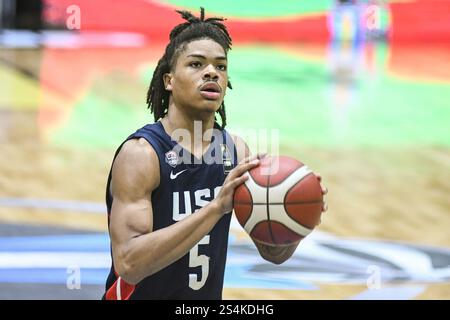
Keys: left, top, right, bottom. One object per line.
{"left": 103, "top": 121, "right": 237, "bottom": 300}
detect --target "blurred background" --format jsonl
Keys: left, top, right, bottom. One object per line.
{"left": 0, "top": 0, "right": 449, "bottom": 299}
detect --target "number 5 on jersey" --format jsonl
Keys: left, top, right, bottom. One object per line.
{"left": 189, "top": 235, "right": 210, "bottom": 290}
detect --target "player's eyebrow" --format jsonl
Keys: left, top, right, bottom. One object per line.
{"left": 187, "top": 54, "right": 227, "bottom": 61}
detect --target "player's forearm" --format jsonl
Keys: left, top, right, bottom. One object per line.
{"left": 117, "top": 202, "right": 222, "bottom": 284}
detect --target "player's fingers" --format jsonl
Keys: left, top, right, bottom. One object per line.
{"left": 230, "top": 159, "right": 259, "bottom": 178}
{"left": 323, "top": 202, "right": 328, "bottom": 212}
{"left": 238, "top": 152, "right": 267, "bottom": 165}
{"left": 238, "top": 154, "right": 258, "bottom": 165}
{"left": 315, "top": 174, "right": 327, "bottom": 195}
{"left": 223, "top": 175, "right": 247, "bottom": 195}
{"left": 229, "top": 174, "right": 249, "bottom": 189}
{"left": 316, "top": 174, "right": 322, "bottom": 182}
{"left": 256, "top": 152, "right": 268, "bottom": 160}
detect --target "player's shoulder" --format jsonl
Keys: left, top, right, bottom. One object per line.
{"left": 119, "top": 138, "right": 158, "bottom": 163}
{"left": 112, "top": 138, "right": 160, "bottom": 192}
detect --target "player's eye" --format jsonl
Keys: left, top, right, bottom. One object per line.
{"left": 217, "top": 64, "right": 227, "bottom": 71}
{"left": 190, "top": 61, "right": 201, "bottom": 68}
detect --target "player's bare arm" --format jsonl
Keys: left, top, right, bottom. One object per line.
{"left": 110, "top": 137, "right": 260, "bottom": 284}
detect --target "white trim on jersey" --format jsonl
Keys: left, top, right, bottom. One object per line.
{"left": 116, "top": 277, "right": 122, "bottom": 300}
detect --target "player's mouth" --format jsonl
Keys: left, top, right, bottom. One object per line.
{"left": 199, "top": 82, "right": 221, "bottom": 100}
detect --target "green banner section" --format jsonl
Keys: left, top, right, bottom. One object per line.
{"left": 224, "top": 45, "right": 450, "bottom": 147}
{"left": 53, "top": 44, "right": 450, "bottom": 148}
{"left": 161, "top": 0, "right": 332, "bottom": 18}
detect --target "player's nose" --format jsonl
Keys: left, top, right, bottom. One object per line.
{"left": 202, "top": 64, "right": 219, "bottom": 81}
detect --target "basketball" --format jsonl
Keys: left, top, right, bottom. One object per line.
{"left": 233, "top": 155, "right": 324, "bottom": 245}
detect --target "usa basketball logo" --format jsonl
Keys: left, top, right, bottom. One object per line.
{"left": 220, "top": 144, "right": 233, "bottom": 175}
{"left": 165, "top": 150, "right": 179, "bottom": 168}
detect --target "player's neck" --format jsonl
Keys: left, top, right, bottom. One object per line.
{"left": 162, "top": 105, "right": 216, "bottom": 142}
{"left": 161, "top": 107, "right": 217, "bottom": 159}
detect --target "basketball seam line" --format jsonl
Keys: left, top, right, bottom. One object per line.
{"left": 283, "top": 172, "right": 314, "bottom": 199}
{"left": 284, "top": 170, "right": 322, "bottom": 229}
{"left": 270, "top": 220, "right": 308, "bottom": 239}
{"left": 235, "top": 201, "right": 323, "bottom": 205}
{"left": 266, "top": 159, "right": 276, "bottom": 244}
{"left": 242, "top": 182, "right": 253, "bottom": 227}
{"left": 251, "top": 167, "right": 312, "bottom": 188}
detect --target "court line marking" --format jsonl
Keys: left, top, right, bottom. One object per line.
{"left": 0, "top": 198, "right": 105, "bottom": 214}
{"left": 349, "top": 285, "right": 426, "bottom": 300}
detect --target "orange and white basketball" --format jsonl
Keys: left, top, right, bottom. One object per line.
{"left": 233, "top": 155, "right": 324, "bottom": 245}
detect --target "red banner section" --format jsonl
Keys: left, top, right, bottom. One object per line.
{"left": 43, "top": 0, "right": 450, "bottom": 43}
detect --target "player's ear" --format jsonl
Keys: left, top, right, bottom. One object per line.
{"left": 163, "top": 73, "right": 173, "bottom": 91}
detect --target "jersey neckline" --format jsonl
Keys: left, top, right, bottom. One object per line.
{"left": 156, "top": 120, "right": 223, "bottom": 164}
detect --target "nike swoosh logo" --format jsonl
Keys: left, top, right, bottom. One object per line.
{"left": 170, "top": 169, "right": 188, "bottom": 180}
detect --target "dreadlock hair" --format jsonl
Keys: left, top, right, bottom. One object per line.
{"left": 146, "top": 7, "right": 233, "bottom": 129}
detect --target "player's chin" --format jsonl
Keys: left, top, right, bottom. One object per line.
{"left": 198, "top": 99, "right": 223, "bottom": 112}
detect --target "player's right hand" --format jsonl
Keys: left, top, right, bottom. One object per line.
{"left": 212, "top": 153, "right": 267, "bottom": 215}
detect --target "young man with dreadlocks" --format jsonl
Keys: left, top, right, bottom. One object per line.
{"left": 103, "top": 8, "right": 326, "bottom": 300}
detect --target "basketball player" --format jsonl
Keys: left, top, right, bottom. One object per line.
{"left": 103, "top": 8, "right": 327, "bottom": 300}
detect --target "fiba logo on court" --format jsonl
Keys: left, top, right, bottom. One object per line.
{"left": 367, "top": 265, "right": 381, "bottom": 290}
{"left": 364, "top": 5, "right": 380, "bottom": 31}
{"left": 66, "top": 5, "right": 81, "bottom": 30}
{"left": 66, "top": 265, "right": 81, "bottom": 290}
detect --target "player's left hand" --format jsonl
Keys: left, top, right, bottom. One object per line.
{"left": 315, "top": 174, "right": 328, "bottom": 226}
{"left": 315, "top": 173, "right": 328, "bottom": 212}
